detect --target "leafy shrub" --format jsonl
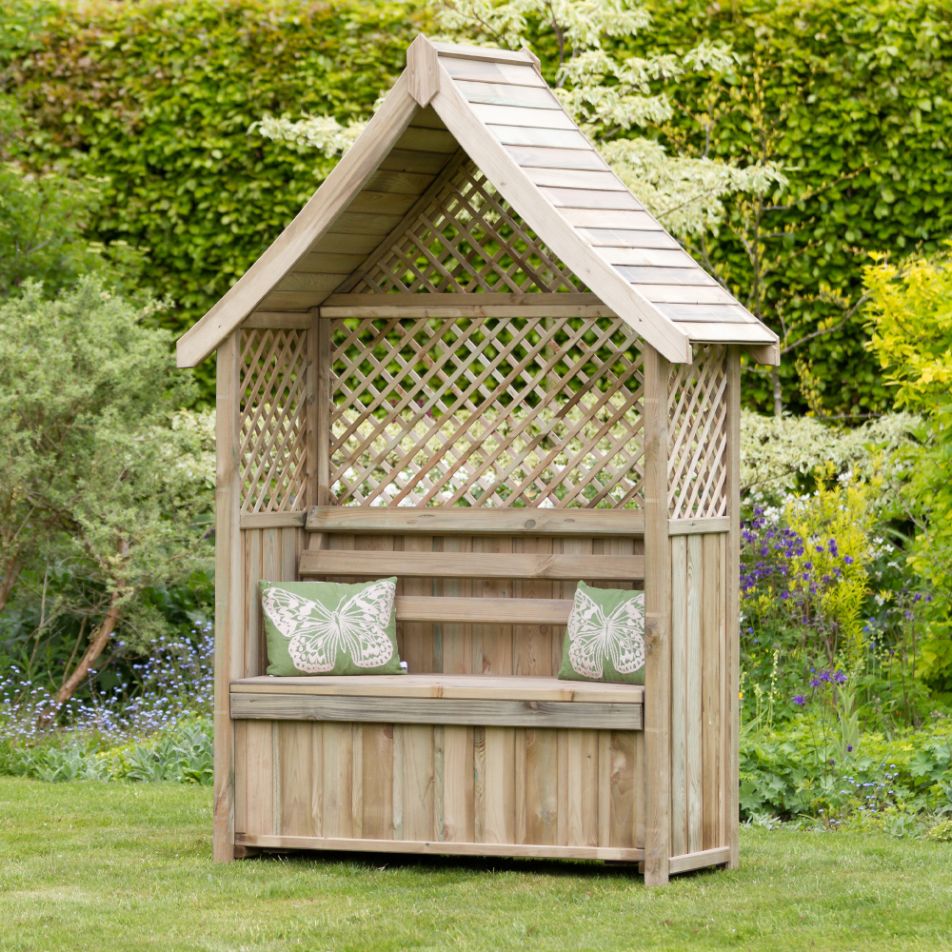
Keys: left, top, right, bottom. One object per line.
{"left": 740, "top": 713, "right": 952, "bottom": 828}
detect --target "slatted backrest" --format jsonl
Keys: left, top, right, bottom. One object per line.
{"left": 299, "top": 507, "right": 644, "bottom": 677}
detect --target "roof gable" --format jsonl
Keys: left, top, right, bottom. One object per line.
{"left": 176, "top": 36, "right": 778, "bottom": 368}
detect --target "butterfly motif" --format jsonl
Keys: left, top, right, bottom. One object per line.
{"left": 567, "top": 587, "right": 645, "bottom": 680}
{"left": 261, "top": 581, "right": 396, "bottom": 673}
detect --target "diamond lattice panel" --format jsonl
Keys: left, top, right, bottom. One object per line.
{"left": 352, "top": 160, "right": 583, "bottom": 295}
{"left": 238, "top": 328, "right": 308, "bottom": 513}
{"left": 667, "top": 345, "right": 728, "bottom": 519}
{"left": 330, "top": 317, "right": 644, "bottom": 508}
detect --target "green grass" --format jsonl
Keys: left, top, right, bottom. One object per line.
{"left": 1, "top": 778, "right": 950, "bottom": 951}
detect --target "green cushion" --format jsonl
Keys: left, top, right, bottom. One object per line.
{"left": 558, "top": 581, "right": 646, "bottom": 685}
{"left": 259, "top": 578, "right": 403, "bottom": 677}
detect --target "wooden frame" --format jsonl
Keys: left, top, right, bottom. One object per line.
{"left": 183, "top": 34, "right": 761, "bottom": 884}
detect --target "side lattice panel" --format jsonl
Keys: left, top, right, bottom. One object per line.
{"left": 349, "top": 158, "right": 583, "bottom": 295}
{"left": 330, "top": 316, "right": 644, "bottom": 508}
{"left": 667, "top": 345, "right": 728, "bottom": 520}
{"left": 238, "top": 328, "right": 309, "bottom": 514}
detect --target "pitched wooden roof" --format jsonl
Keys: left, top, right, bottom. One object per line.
{"left": 177, "top": 36, "right": 779, "bottom": 367}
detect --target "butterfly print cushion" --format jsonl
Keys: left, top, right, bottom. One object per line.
{"left": 558, "top": 580, "right": 646, "bottom": 685}
{"left": 259, "top": 578, "right": 403, "bottom": 676}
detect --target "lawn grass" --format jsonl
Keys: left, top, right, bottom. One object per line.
{"left": 1, "top": 777, "right": 950, "bottom": 951}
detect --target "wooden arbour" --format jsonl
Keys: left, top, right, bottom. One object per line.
{"left": 179, "top": 36, "right": 778, "bottom": 884}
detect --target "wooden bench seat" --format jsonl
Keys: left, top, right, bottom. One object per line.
{"left": 231, "top": 673, "right": 644, "bottom": 730}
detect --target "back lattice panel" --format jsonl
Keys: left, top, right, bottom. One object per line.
{"left": 330, "top": 317, "right": 644, "bottom": 508}
{"left": 351, "top": 159, "right": 583, "bottom": 295}
{"left": 667, "top": 345, "right": 728, "bottom": 519}
{"left": 238, "top": 328, "right": 309, "bottom": 514}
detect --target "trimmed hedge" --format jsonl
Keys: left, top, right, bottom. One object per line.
{"left": 3, "top": 0, "right": 950, "bottom": 413}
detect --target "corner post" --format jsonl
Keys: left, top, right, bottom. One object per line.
{"left": 725, "top": 348, "right": 742, "bottom": 867}
{"left": 643, "top": 345, "right": 672, "bottom": 885}
{"left": 213, "top": 332, "right": 242, "bottom": 862}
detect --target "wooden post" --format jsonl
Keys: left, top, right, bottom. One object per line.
{"left": 642, "top": 346, "right": 671, "bottom": 885}
{"left": 724, "top": 348, "right": 742, "bottom": 867}
{"left": 213, "top": 333, "right": 242, "bottom": 862}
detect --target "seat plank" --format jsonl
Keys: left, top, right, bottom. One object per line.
{"left": 299, "top": 549, "right": 644, "bottom": 581}
{"left": 233, "top": 673, "right": 643, "bottom": 704}
{"left": 230, "top": 693, "right": 642, "bottom": 730}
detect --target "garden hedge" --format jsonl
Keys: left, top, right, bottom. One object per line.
{"left": 2, "top": 0, "right": 949, "bottom": 413}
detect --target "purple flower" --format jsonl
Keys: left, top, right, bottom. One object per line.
{"left": 833, "top": 670, "right": 847, "bottom": 684}
{"left": 843, "top": 555, "right": 854, "bottom": 565}
{"left": 793, "top": 695, "right": 806, "bottom": 706}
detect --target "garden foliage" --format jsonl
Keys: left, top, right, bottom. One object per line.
{"left": 1, "top": 0, "right": 949, "bottom": 414}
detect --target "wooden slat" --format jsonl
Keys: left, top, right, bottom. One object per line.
{"left": 235, "top": 833, "right": 643, "bottom": 862}
{"left": 617, "top": 266, "right": 717, "bottom": 287}
{"left": 668, "top": 517, "right": 730, "bottom": 536}
{"left": 489, "top": 126, "right": 588, "bottom": 149}
{"left": 669, "top": 846, "right": 731, "bottom": 874}
{"left": 440, "top": 57, "right": 546, "bottom": 86}
{"left": 318, "top": 303, "right": 615, "bottom": 319}
{"left": 726, "top": 350, "right": 742, "bottom": 868}
{"left": 393, "top": 126, "right": 458, "bottom": 154}
{"left": 471, "top": 102, "right": 576, "bottom": 129}
{"left": 457, "top": 81, "right": 560, "bottom": 109}
{"left": 240, "top": 512, "right": 307, "bottom": 530}
{"left": 562, "top": 208, "right": 661, "bottom": 230}
{"left": 299, "top": 548, "right": 645, "bottom": 581}
{"left": 241, "top": 312, "right": 314, "bottom": 330}
{"left": 658, "top": 303, "right": 754, "bottom": 324}
{"left": 598, "top": 248, "right": 695, "bottom": 268}
{"left": 524, "top": 166, "right": 627, "bottom": 191}
{"left": 670, "top": 535, "right": 688, "bottom": 857}
{"left": 231, "top": 693, "right": 643, "bottom": 731}
{"left": 505, "top": 145, "right": 608, "bottom": 171}
{"left": 320, "top": 291, "right": 603, "bottom": 310}
{"left": 233, "top": 673, "right": 644, "bottom": 704}
{"left": 395, "top": 595, "right": 571, "bottom": 626}
{"left": 643, "top": 285, "right": 737, "bottom": 305}
{"left": 580, "top": 227, "right": 672, "bottom": 246}
{"left": 678, "top": 322, "right": 778, "bottom": 344}
{"left": 305, "top": 506, "right": 644, "bottom": 536}
{"left": 542, "top": 188, "right": 644, "bottom": 210}
{"left": 686, "top": 535, "right": 703, "bottom": 853}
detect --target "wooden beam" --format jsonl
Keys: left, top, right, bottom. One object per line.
{"left": 235, "top": 832, "right": 644, "bottom": 863}
{"left": 239, "top": 512, "right": 307, "bottom": 530}
{"left": 643, "top": 346, "right": 672, "bottom": 885}
{"left": 667, "top": 517, "right": 730, "bottom": 536}
{"left": 407, "top": 35, "right": 440, "bottom": 106}
{"left": 305, "top": 506, "right": 645, "bottom": 537}
{"left": 299, "top": 549, "right": 645, "bottom": 581}
{"left": 318, "top": 291, "right": 611, "bottom": 318}
{"left": 230, "top": 692, "right": 642, "bottom": 730}
{"left": 668, "top": 846, "right": 731, "bottom": 875}
{"left": 213, "top": 333, "right": 242, "bottom": 862}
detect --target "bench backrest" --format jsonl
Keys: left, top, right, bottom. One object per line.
{"left": 298, "top": 507, "right": 645, "bottom": 678}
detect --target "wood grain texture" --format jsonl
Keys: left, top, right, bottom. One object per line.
{"left": 230, "top": 693, "right": 643, "bottom": 730}
{"left": 300, "top": 548, "right": 644, "bottom": 581}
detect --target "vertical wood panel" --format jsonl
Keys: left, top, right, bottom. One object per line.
{"left": 322, "top": 723, "right": 354, "bottom": 838}
{"left": 440, "top": 726, "right": 475, "bottom": 842}
{"left": 398, "top": 534, "right": 434, "bottom": 674}
{"left": 361, "top": 724, "right": 394, "bottom": 839}
{"left": 670, "top": 535, "right": 688, "bottom": 856}
{"left": 701, "top": 533, "right": 721, "bottom": 851}
{"left": 240, "top": 720, "right": 275, "bottom": 836}
{"left": 524, "top": 729, "right": 558, "bottom": 844}
{"left": 278, "top": 723, "right": 314, "bottom": 835}
{"left": 608, "top": 731, "right": 638, "bottom": 849}
{"left": 512, "top": 536, "right": 557, "bottom": 676}
{"left": 472, "top": 536, "right": 513, "bottom": 674}
{"left": 400, "top": 725, "right": 436, "bottom": 840}
{"left": 479, "top": 727, "right": 516, "bottom": 843}
{"left": 438, "top": 536, "right": 472, "bottom": 674}
{"left": 686, "top": 534, "right": 703, "bottom": 853}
